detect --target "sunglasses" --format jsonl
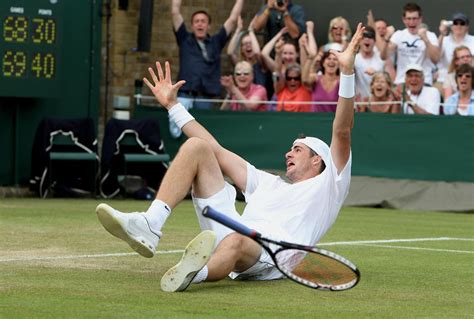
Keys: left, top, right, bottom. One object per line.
{"left": 453, "top": 20, "right": 467, "bottom": 26}
{"left": 234, "top": 72, "right": 250, "bottom": 76}
{"left": 332, "top": 27, "right": 344, "bottom": 31}
{"left": 286, "top": 76, "right": 301, "bottom": 81}
{"left": 456, "top": 73, "right": 472, "bottom": 78}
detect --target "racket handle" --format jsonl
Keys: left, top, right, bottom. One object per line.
{"left": 203, "top": 206, "right": 259, "bottom": 238}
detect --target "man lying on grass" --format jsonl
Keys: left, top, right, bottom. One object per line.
{"left": 96, "top": 23, "right": 365, "bottom": 292}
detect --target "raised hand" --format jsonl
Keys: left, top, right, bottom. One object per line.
{"left": 143, "top": 61, "right": 186, "bottom": 109}
{"left": 330, "top": 23, "right": 365, "bottom": 74}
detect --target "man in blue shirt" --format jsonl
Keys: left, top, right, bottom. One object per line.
{"left": 169, "top": 0, "right": 243, "bottom": 138}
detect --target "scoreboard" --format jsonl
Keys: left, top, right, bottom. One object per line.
{"left": 0, "top": 0, "right": 62, "bottom": 97}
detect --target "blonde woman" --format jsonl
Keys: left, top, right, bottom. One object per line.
{"left": 358, "top": 71, "right": 401, "bottom": 113}
{"left": 320, "top": 16, "right": 352, "bottom": 53}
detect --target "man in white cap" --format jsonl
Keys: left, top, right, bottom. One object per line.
{"left": 403, "top": 63, "right": 441, "bottom": 114}
{"left": 95, "top": 24, "right": 366, "bottom": 293}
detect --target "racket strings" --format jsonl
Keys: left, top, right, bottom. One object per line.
{"left": 276, "top": 249, "right": 358, "bottom": 288}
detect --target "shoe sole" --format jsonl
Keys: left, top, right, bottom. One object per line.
{"left": 96, "top": 203, "right": 154, "bottom": 258}
{"left": 161, "top": 230, "right": 216, "bottom": 292}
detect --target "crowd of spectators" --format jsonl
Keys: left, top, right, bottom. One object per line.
{"left": 168, "top": 0, "right": 474, "bottom": 126}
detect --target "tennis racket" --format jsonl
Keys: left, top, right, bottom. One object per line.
{"left": 202, "top": 206, "right": 360, "bottom": 291}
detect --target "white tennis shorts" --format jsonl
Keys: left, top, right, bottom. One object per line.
{"left": 192, "top": 182, "right": 284, "bottom": 281}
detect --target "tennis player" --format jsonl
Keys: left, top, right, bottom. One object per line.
{"left": 96, "top": 23, "right": 365, "bottom": 292}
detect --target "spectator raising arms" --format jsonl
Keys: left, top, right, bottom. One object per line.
{"left": 302, "top": 23, "right": 340, "bottom": 112}
{"left": 220, "top": 61, "right": 268, "bottom": 111}
{"left": 438, "top": 13, "right": 474, "bottom": 88}
{"left": 385, "top": 3, "right": 440, "bottom": 86}
{"left": 275, "top": 64, "right": 312, "bottom": 112}
{"left": 226, "top": 16, "right": 267, "bottom": 86}
{"left": 261, "top": 27, "right": 298, "bottom": 74}
{"left": 170, "top": 0, "right": 244, "bottom": 136}
{"left": 358, "top": 71, "right": 401, "bottom": 113}
{"left": 443, "top": 46, "right": 473, "bottom": 98}
{"left": 252, "top": 0, "right": 305, "bottom": 44}
{"left": 444, "top": 64, "right": 474, "bottom": 116}
{"left": 354, "top": 26, "right": 386, "bottom": 99}
{"left": 402, "top": 64, "right": 441, "bottom": 114}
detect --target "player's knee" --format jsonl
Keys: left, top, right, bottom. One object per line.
{"left": 180, "top": 137, "right": 212, "bottom": 156}
{"left": 222, "top": 233, "right": 248, "bottom": 256}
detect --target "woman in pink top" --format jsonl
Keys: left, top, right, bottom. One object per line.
{"left": 301, "top": 23, "right": 340, "bottom": 112}
{"left": 220, "top": 61, "right": 268, "bottom": 111}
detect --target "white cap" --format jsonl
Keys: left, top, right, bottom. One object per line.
{"left": 293, "top": 137, "right": 330, "bottom": 164}
{"left": 405, "top": 63, "right": 423, "bottom": 73}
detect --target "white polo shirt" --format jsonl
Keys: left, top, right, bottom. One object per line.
{"left": 241, "top": 152, "right": 352, "bottom": 247}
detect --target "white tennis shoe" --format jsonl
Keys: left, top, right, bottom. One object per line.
{"left": 161, "top": 230, "right": 216, "bottom": 292}
{"left": 96, "top": 203, "right": 161, "bottom": 258}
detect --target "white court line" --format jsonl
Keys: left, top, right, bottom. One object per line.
{"left": 318, "top": 237, "right": 474, "bottom": 246}
{"left": 355, "top": 243, "right": 474, "bottom": 254}
{"left": 1, "top": 237, "right": 472, "bottom": 263}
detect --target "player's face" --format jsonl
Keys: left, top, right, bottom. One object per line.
{"left": 285, "top": 144, "right": 319, "bottom": 182}
{"left": 192, "top": 13, "right": 210, "bottom": 40}
{"left": 402, "top": 11, "right": 421, "bottom": 33}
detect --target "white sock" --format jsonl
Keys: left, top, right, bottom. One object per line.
{"left": 191, "top": 265, "right": 208, "bottom": 284}
{"left": 144, "top": 199, "right": 171, "bottom": 233}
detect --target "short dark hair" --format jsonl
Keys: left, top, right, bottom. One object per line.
{"left": 455, "top": 63, "right": 474, "bottom": 87}
{"left": 403, "top": 3, "right": 422, "bottom": 16}
{"left": 191, "top": 10, "right": 211, "bottom": 24}
{"left": 374, "top": 18, "right": 388, "bottom": 25}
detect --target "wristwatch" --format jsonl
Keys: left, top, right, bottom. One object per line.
{"left": 283, "top": 11, "right": 290, "bottom": 17}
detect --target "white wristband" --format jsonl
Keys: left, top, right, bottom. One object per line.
{"left": 338, "top": 73, "right": 355, "bottom": 99}
{"left": 168, "top": 103, "right": 195, "bottom": 129}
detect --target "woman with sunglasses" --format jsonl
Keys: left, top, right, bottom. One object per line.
{"left": 274, "top": 63, "right": 311, "bottom": 112}
{"left": 443, "top": 64, "right": 474, "bottom": 116}
{"left": 438, "top": 13, "right": 474, "bottom": 90}
{"left": 220, "top": 61, "right": 268, "bottom": 111}
{"left": 320, "top": 16, "right": 351, "bottom": 54}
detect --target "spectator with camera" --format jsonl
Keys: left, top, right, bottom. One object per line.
{"left": 402, "top": 64, "right": 441, "bottom": 114}
{"left": 444, "top": 64, "right": 474, "bottom": 116}
{"left": 438, "top": 13, "right": 474, "bottom": 90}
{"left": 443, "top": 46, "right": 473, "bottom": 98}
{"left": 384, "top": 3, "right": 440, "bottom": 87}
{"left": 252, "top": 0, "right": 306, "bottom": 44}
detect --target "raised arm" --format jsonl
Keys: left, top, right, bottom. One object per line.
{"left": 253, "top": 1, "right": 274, "bottom": 32}
{"left": 223, "top": 0, "right": 245, "bottom": 35}
{"left": 143, "top": 61, "right": 248, "bottom": 190}
{"left": 417, "top": 27, "right": 440, "bottom": 63}
{"left": 227, "top": 16, "right": 244, "bottom": 64}
{"left": 330, "top": 23, "right": 365, "bottom": 173}
{"left": 171, "top": 0, "right": 184, "bottom": 31}
{"left": 261, "top": 27, "right": 288, "bottom": 72}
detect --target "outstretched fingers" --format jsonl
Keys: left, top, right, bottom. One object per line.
{"left": 348, "top": 23, "right": 365, "bottom": 52}
{"left": 156, "top": 61, "right": 165, "bottom": 82}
